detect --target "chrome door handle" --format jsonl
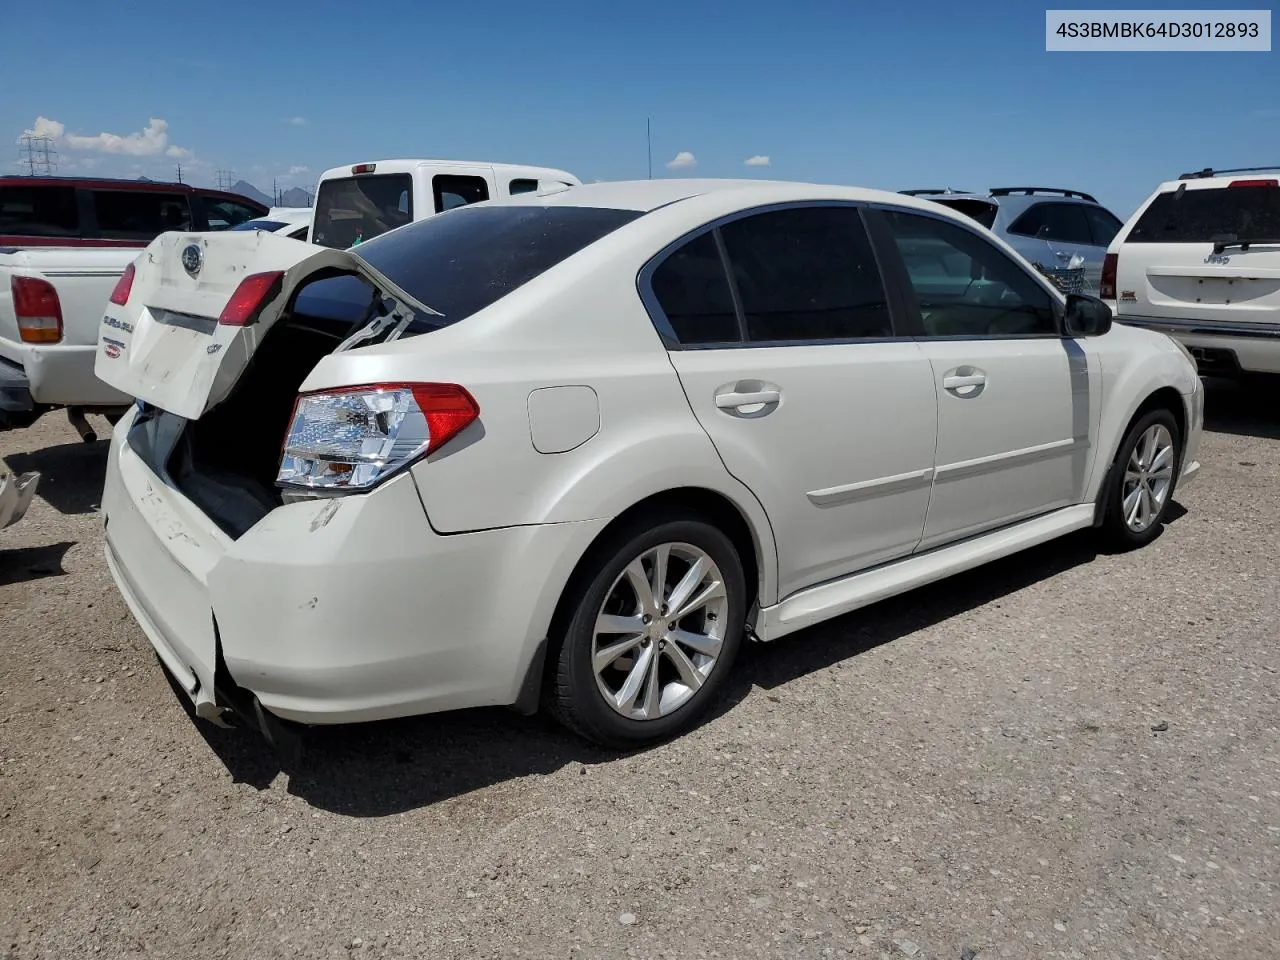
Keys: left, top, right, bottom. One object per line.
{"left": 943, "top": 374, "right": 986, "bottom": 389}
{"left": 715, "top": 388, "right": 781, "bottom": 409}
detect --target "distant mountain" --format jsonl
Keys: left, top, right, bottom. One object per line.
{"left": 280, "top": 187, "right": 312, "bottom": 207}
{"left": 230, "top": 179, "right": 273, "bottom": 206}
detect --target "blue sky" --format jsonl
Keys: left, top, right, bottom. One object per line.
{"left": 3, "top": 0, "right": 1277, "bottom": 216}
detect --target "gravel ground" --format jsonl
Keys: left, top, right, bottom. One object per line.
{"left": 2, "top": 383, "right": 1278, "bottom": 960}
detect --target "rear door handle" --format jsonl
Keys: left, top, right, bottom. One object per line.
{"left": 715, "top": 388, "right": 781, "bottom": 409}
{"left": 942, "top": 374, "right": 986, "bottom": 389}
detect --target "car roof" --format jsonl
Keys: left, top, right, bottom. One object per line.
{"left": 490, "top": 178, "right": 952, "bottom": 213}
{"left": 0, "top": 175, "right": 264, "bottom": 207}
{"left": 901, "top": 187, "right": 1101, "bottom": 206}
{"left": 316, "top": 159, "right": 580, "bottom": 183}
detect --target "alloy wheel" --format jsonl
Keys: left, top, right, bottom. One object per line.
{"left": 1122, "top": 423, "right": 1175, "bottom": 533}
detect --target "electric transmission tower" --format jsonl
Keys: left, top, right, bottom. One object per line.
{"left": 18, "top": 135, "right": 59, "bottom": 176}
{"left": 214, "top": 169, "right": 235, "bottom": 191}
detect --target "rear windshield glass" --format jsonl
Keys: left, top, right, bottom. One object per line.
{"left": 0, "top": 185, "right": 80, "bottom": 238}
{"left": 312, "top": 174, "right": 413, "bottom": 249}
{"left": 352, "top": 205, "right": 643, "bottom": 325}
{"left": 931, "top": 198, "right": 998, "bottom": 230}
{"left": 1128, "top": 184, "right": 1280, "bottom": 243}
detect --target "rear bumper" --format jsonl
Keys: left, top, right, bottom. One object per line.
{"left": 101, "top": 412, "right": 606, "bottom": 729}
{"left": 0, "top": 471, "right": 39, "bottom": 530}
{"left": 1116, "top": 316, "right": 1280, "bottom": 375}
{"left": 0, "top": 357, "right": 35, "bottom": 419}
{"left": 0, "top": 338, "right": 132, "bottom": 408}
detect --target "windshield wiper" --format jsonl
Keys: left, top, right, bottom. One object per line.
{"left": 1212, "top": 237, "right": 1280, "bottom": 253}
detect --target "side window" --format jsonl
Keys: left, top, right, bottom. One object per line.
{"left": 0, "top": 186, "right": 80, "bottom": 237}
{"left": 509, "top": 178, "right": 539, "bottom": 196}
{"left": 433, "top": 175, "right": 489, "bottom": 213}
{"left": 1083, "top": 206, "right": 1123, "bottom": 247}
{"left": 718, "top": 206, "right": 892, "bottom": 342}
{"left": 93, "top": 191, "right": 191, "bottom": 240}
{"left": 884, "top": 209, "right": 1057, "bottom": 338}
{"left": 1008, "top": 202, "right": 1092, "bottom": 244}
{"left": 201, "top": 196, "right": 260, "bottom": 231}
{"left": 650, "top": 231, "right": 740, "bottom": 345}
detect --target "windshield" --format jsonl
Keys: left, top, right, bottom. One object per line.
{"left": 1128, "top": 184, "right": 1280, "bottom": 243}
{"left": 351, "top": 204, "right": 643, "bottom": 327}
{"left": 312, "top": 174, "right": 413, "bottom": 249}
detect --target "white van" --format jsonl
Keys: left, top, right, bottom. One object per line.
{"left": 1102, "top": 166, "right": 1280, "bottom": 379}
{"left": 308, "top": 159, "right": 581, "bottom": 250}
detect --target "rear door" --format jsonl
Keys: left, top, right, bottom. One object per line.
{"left": 1005, "top": 201, "right": 1099, "bottom": 288}
{"left": 647, "top": 204, "right": 939, "bottom": 598}
{"left": 1113, "top": 179, "right": 1280, "bottom": 331}
{"left": 93, "top": 231, "right": 360, "bottom": 419}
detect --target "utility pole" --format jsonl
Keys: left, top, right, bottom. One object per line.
{"left": 646, "top": 118, "right": 652, "bottom": 180}
{"left": 273, "top": 177, "right": 280, "bottom": 206}
{"left": 175, "top": 162, "right": 183, "bottom": 184}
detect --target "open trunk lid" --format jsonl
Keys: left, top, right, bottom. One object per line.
{"left": 94, "top": 230, "right": 368, "bottom": 420}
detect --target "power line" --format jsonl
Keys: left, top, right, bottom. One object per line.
{"left": 18, "top": 135, "right": 58, "bottom": 176}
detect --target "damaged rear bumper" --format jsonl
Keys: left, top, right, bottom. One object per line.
{"left": 100, "top": 410, "right": 605, "bottom": 748}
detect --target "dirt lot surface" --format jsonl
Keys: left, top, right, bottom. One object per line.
{"left": 2, "top": 384, "right": 1278, "bottom": 960}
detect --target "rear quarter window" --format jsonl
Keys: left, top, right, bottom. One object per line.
{"left": 1128, "top": 185, "right": 1280, "bottom": 243}
{"left": 0, "top": 185, "right": 80, "bottom": 237}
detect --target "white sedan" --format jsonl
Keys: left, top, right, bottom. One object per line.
{"left": 92, "top": 179, "right": 1202, "bottom": 752}
{"left": 227, "top": 207, "right": 312, "bottom": 241}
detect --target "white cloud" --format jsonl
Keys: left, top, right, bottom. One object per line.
{"left": 666, "top": 151, "right": 697, "bottom": 171}
{"left": 744, "top": 155, "right": 770, "bottom": 167}
{"left": 283, "top": 116, "right": 308, "bottom": 126}
{"left": 21, "top": 116, "right": 192, "bottom": 159}
{"left": 288, "top": 165, "right": 310, "bottom": 175}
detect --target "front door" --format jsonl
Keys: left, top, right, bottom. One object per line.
{"left": 643, "top": 204, "right": 939, "bottom": 598}
{"left": 878, "top": 206, "right": 1094, "bottom": 550}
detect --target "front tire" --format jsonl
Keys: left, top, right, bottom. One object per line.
{"left": 546, "top": 515, "right": 747, "bottom": 749}
{"left": 1101, "top": 408, "right": 1181, "bottom": 550}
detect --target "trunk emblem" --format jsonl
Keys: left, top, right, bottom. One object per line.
{"left": 181, "top": 243, "right": 204, "bottom": 278}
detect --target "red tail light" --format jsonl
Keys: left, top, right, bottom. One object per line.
{"left": 411, "top": 383, "right": 481, "bottom": 455}
{"left": 108, "top": 262, "right": 136, "bottom": 306}
{"left": 218, "top": 271, "right": 284, "bottom": 326}
{"left": 10, "top": 276, "right": 63, "bottom": 344}
{"left": 1099, "top": 253, "right": 1118, "bottom": 301}
{"left": 351, "top": 163, "right": 376, "bottom": 175}
{"left": 1228, "top": 179, "right": 1278, "bottom": 188}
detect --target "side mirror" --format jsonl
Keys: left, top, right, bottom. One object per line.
{"left": 1063, "top": 293, "right": 1112, "bottom": 337}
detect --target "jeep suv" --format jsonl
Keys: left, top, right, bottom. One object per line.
{"left": 900, "top": 187, "right": 1124, "bottom": 294}
{"left": 1100, "top": 166, "right": 1280, "bottom": 380}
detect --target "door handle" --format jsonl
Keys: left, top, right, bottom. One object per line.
{"left": 942, "top": 374, "right": 986, "bottom": 389}
{"left": 715, "top": 388, "right": 781, "bottom": 409}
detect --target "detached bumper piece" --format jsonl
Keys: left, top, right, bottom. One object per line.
{"left": 212, "top": 624, "right": 306, "bottom": 765}
{"left": 0, "top": 471, "right": 39, "bottom": 531}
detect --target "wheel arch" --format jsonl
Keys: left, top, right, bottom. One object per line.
{"left": 1091, "top": 384, "right": 1186, "bottom": 526}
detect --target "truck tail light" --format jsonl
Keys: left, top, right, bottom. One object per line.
{"left": 277, "top": 383, "right": 479, "bottom": 491}
{"left": 108, "top": 262, "right": 136, "bottom": 306}
{"left": 11, "top": 276, "right": 63, "bottom": 344}
{"left": 1099, "top": 253, "right": 1118, "bottom": 301}
{"left": 218, "top": 271, "right": 284, "bottom": 326}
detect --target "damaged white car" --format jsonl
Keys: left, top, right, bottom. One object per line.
{"left": 95, "top": 180, "right": 1202, "bottom": 753}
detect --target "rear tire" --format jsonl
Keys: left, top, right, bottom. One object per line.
{"left": 1100, "top": 408, "right": 1181, "bottom": 551}
{"left": 545, "top": 513, "right": 746, "bottom": 749}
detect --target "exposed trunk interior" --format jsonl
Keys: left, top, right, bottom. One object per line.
{"left": 130, "top": 274, "right": 381, "bottom": 539}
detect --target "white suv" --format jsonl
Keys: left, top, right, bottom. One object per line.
{"left": 93, "top": 180, "right": 1202, "bottom": 752}
{"left": 1102, "top": 167, "right": 1280, "bottom": 379}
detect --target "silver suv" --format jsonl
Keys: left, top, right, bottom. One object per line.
{"left": 900, "top": 187, "right": 1124, "bottom": 294}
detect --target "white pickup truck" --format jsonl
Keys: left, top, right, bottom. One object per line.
{"left": 1, "top": 176, "right": 269, "bottom": 439}
{"left": 307, "top": 158, "right": 581, "bottom": 249}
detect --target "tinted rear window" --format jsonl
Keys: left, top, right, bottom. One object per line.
{"left": 1128, "top": 184, "right": 1280, "bottom": 243}
{"left": 0, "top": 185, "right": 80, "bottom": 237}
{"left": 352, "top": 205, "right": 642, "bottom": 325}
{"left": 312, "top": 174, "right": 413, "bottom": 249}
{"left": 93, "top": 190, "right": 191, "bottom": 240}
